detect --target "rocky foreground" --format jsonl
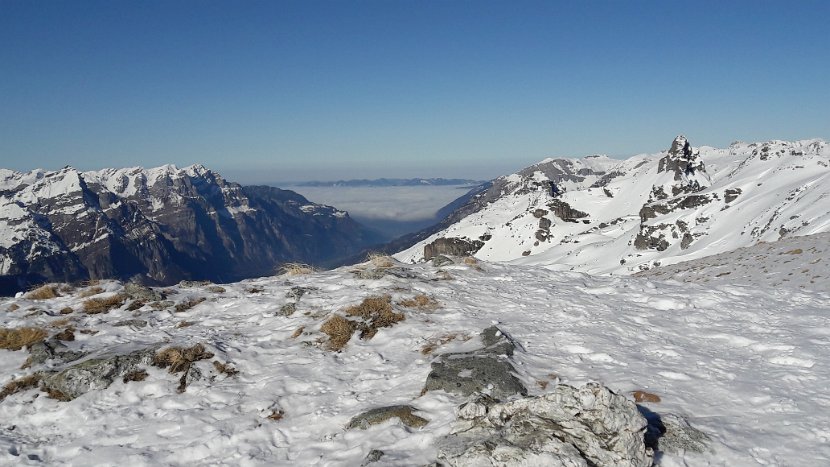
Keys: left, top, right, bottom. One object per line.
{"left": 1, "top": 250, "right": 828, "bottom": 465}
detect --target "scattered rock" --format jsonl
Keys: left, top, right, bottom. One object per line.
{"left": 42, "top": 346, "right": 159, "bottom": 400}
{"left": 278, "top": 303, "right": 296, "bottom": 317}
{"left": 639, "top": 407, "right": 710, "bottom": 454}
{"left": 113, "top": 319, "right": 149, "bottom": 328}
{"left": 286, "top": 286, "right": 315, "bottom": 301}
{"left": 424, "top": 237, "right": 484, "bottom": 260}
{"left": 26, "top": 339, "right": 85, "bottom": 366}
{"left": 346, "top": 405, "right": 429, "bottom": 430}
{"left": 361, "top": 449, "right": 385, "bottom": 466}
{"left": 423, "top": 326, "right": 527, "bottom": 400}
{"left": 438, "top": 383, "right": 652, "bottom": 467}
{"left": 431, "top": 255, "right": 454, "bottom": 267}
{"left": 124, "top": 283, "right": 165, "bottom": 302}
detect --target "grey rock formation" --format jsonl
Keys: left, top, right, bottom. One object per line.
{"left": 42, "top": 346, "right": 158, "bottom": 400}
{"left": 27, "top": 339, "right": 85, "bottom": 366}
{"left": 424, "top": 238, "right": 484, "bottom": 260}
{"left": 437, "top": 383, "right": 653, "bottom": 467}
{"left": 639, "top": 406, "right": 710, "bottom": 454}
{"left": 346, "top": 405, "right": 429, "bottom": 430}
{"left": 423, "top": 326, "right": 527, "bottom": 400}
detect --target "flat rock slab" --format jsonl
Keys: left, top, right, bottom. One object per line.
{"left": 346, "top": 405, "right": 428, "bottom": 430}
{"left": 423, "top": 326, "right": 526, "bottom": 400}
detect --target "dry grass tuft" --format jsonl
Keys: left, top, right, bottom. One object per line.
{"left": 83, "top": 293, "right": 127, "bottom": 314}
{"left": 267, "top": 409, "right": 285, "bottom": 421}
{"left": 25, "top": 284, "right": 60, "bottom": 300}
{"left": 397, "top": 294, "right": 440, "bottom": 311}
{"left": 462, "top": 256, "right": 478, "bottom": 266}
{"left": 632, "top": 390, "right": 661, "bottom": 403}
{"left": 122, "top": 369, "right": 149, "bottom": 383}
{"left": 59, "top": 306, "right": 73, "bottom": 315}
{"left": 45, "top": 387, "right": 72, "bottom": 401}
{"left": 784, "top": 248, "right": 803, "bottom": 255}
{"left": 50, "top": 317, "right": 72, "bottom": 328}
{"left": 320, "top": 315, "right": 357, "bottom": 351}
{"left": 174, "top": 297, "right": 206, "bottom": 313}
{"left": 290, "top": 326, "right": 305, "bottom": 339}
{"left": 537, "top": 380, "right": 549, "bottom": 390}
{"left": 175, "top": 320, "right": 195, "bottom": 329}
{"left": 0, "top": 374, "right": 42, "bottom": 401}
{"left": 213, "top": 360, "right": 239, "bottom": 376}
{"left": 78, "top": 286, "right": 104, "bottom": 298}
{"left": 420, "top": 332, "right": 469, "bottom": 355}
{"left": 153, "top": 343, "right": 215, "bottom": 393}
{"left": 0, "top": 327, "right": 48, "bottom": 350}
{"left": 54, "top": 328, "right": 75, "bottom": 342}
{"left": 153, "top": 344, "right": 215, "bottom": 374}
{"left": 367, "top": 253, "right": 396, "bottom": 269}
{"left": 7, "top": 303, "right": 20, "bottom": 312}
{"left": 279, "top": 263, "right": 315, "bottom": 276}
{"left": 79, "top": 328, "right": 99, "bottom": 335}
{"left": 345, "top": 295, "right": 405, "bottom": 340}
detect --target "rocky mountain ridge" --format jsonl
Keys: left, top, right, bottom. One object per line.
{"left": 395, "top": 136, "right": 830, "bottom": 274}
{"left": 0, "top": 164, "right": 381, "bottom": 294}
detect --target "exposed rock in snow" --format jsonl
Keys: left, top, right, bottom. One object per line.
{"left": 395, "top": 137, "right": 830, "bottom": 275}
{"left": 437, "top": 383, "right": 653, "bottom": 467}
{"left": 423, "top": 326, "right": 527, "bottom": 399}
{"left": 346, "top": 405, "right": 429, "bottom": 430}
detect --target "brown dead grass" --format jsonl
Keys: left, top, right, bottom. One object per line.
{"left": 267, "top": 409, "right": 284, "bottom": 421}
{"left": 784, "top": 248, "right": 803, "bottom": 255}
{"left": 279, "top": 263, "right": 315, "bottom": 276}
{"left": 45, "top": 387, "right": 71, "bottom": 401}
{"left": 367, "top": 253, "right": 395, "bottom": 268}
{"left": 320, "top": 315, "right": 357, "bottom": 351}
{"left": 290, "top": 326, "right": 305, "bottom": 339}
{"left": 0, "top": 374, "right": 42, "bottom": 401}
{"left": 213, "top": 360, "right": 239, "bottom": 376}
{"left": 397, "top": 294, "right": 440, "bottom": 311}
{"left": 59, "top": 306, "right": 73, "bottom": 315}
{"left": 25, "top": 284, "right": 60, "bottom": 300}
{"left": 345, "top": 295, "right": 405, "bottom": 340}
{"left": 174, "top": 297, "right": 206, "bottom": 313}
{"left": 82, "top": 293, "right": 127, "bottom": 314}
{"left": 153, "top": 343, "right": 215, "bottom": 393}
{"left": 54, "top": 328, "right": 75, "bottom": 342}
{"left": 420, "top": 332, "right": 469, "bottom": 355}
{"left": 537, "top": 380, "right": 549, "bottom": 390}
{"left": 50, "top": 317, "right": 72, "bottom": 328}
{"left": 0, "top": 327, "right": 48, "bottom": 350}
{"left": 7, "top": 303, "right": 20, "bottom": 312}
{"left": 78, "top": 286, "right": 104, "bottom": 298}
{"left": 122, "top": 369, "right": 148, "bottom": 383}
{"left": 175, "top": 320, "right": 195, "bottom": 329}
{"left": 632, "top": 390, "right": 661, "bottom": 403}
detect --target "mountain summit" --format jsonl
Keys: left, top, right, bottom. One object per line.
{"left": 395, "top": 136, "right": 830, "bottom": 273}
{"left": 0, "top": 165, "right": 381, "bottom": 294}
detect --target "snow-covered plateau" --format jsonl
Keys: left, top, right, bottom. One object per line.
{"left": 1, "top": 235, "right": 828, "bottom": 465}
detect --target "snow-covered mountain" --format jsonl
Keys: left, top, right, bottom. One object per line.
{"left": 0, "top": 165, "right": 382, "bottom": 294}
{"left": 396, "top": 136, "right": 830, "bottom": 273}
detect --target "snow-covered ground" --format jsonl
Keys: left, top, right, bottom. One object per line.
{"left": 1, "top": 237, "right": 828, "bottom": 465}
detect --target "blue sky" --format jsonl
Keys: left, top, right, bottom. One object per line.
{"left": 1, "top": 0, "right": 828, "bottom": 183}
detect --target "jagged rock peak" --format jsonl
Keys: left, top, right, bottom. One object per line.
{"left": 668, "top": 135, "right": 693, "bottom": 158}
{"left": 658, "top": 135, "right": 706, "bottom": 181}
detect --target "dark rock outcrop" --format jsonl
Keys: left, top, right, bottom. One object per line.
{"left": 0, "top": 165, "right": 383, "bottom": 295}
{"left": 346, "top": 405, "right": 429, "bottom": 430}
{"left": 423, "top": 237, "right": 484, "bottom": 260}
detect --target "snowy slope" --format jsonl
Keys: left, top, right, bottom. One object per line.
{"left": 1, "top": 246, "right": 828, "bottom": 465}
{"left": 395, "top": 137, "right": 830, "bottom": 274}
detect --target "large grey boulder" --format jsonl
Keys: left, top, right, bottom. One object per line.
{"left": 42, "top": 345, "right": 158, "bottom": 400}
{"left": 437, "top": 383, "right": 653, "bottom": 467}
{"left": 423, "top": 326, "right": 527, "bottom": 400}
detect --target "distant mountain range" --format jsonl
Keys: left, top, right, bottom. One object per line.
{"left": 288, "top": 178, "right": 484, "bottom": 187}
{"left": 395, "top": 136, "right": 830, "bottom": 273}
{"left": 0, "top": 165, "right": 382, "bottom": 295}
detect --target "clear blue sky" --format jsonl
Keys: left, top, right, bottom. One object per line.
{"left": 1, "top": 0, "right": 828, "bottom": 183}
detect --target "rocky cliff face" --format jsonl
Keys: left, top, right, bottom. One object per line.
{"left": 395, "top": 136, "right": 830, "bottom": 273}
{"left": 0, "top": 165, "right": 381, "bottom": 294}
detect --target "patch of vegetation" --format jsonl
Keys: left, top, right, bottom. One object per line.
{"left": 632, "top": 390, "right": 661, "bottom": 403}
{"left": 78, "top": 286, "right": 104, "bottom": 298}
{"left": 122, "top": 369, "right": 149, "bottom": 383}
{"left": 397, "top": 294, "right": 440, "bottom": 311}
{"left": 59, "top": 306, "right": 73, "bottom": 315}
{"left": 290, "top": 326, "right": 305, "bottom": 339}
{"left": 54, "top": 328, "right": 75, "bottom": 342}
{"left": 320, "top": 315, "right": 357, "bottom": 351}
{"left": 420, "top": 332, "right": 469, "bottom": 355}
{"left": 174, "top": 297, "right": 206, "bottom": 313}
{"left": 153, "top": 343, "right": 215, "bottom": 393}
{"left": 6, "top": 303, "right": 20, "bottom": 312}
{"left": 25, "top": 284, "right": 60, "bottom": 300}
{"left": 0, "top": 327, "right": 48, "bottom": 351}
{"left": 279, "top": 263, "right": 315, "bottom": 276}
{"left": 367, "top": 253, "right": 396, "bottom": 269}
{"left": 345, "top": 295, "right": 405, "bottom": 340}
{"left": 0, "top": 374, "right": 42, "bottom": 401}
{"left": 83, "top": 294, "right": 127, "bottom": 314}
{"left": 213, "top": 360, "right": 239, "bottom": 376}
